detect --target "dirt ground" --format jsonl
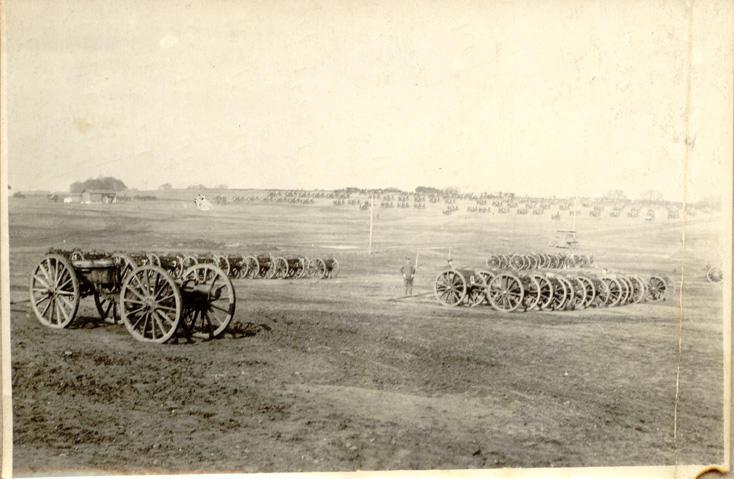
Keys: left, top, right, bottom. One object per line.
{"left": 7, "top": 194, "right": 726, "bottom": 474}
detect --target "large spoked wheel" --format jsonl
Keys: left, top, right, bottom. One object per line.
{"left": 465, "top": 272, "right": 488, "bottom": 307}
{"left": 146, "top": 252, "right": 161, "bottom": 267}
{"left": 486, "top": 256, "right": 502, "bottom": 269}
{"left": 434, "top": 269, "right": 467, "bottom": 306}
{"left": 112, "top": 252, "right": 138, "bottom": 285}
{"left": 273, "top": 257, "right": 289, "bottom": 279}
{"left": 120, "top": 265, "right": 182, "bottom": 343}
{"left": 30, "top": 254, "right": 80, "bottom": 328}
{"left": 213, "top": 255, "right": 231, "bottom": 277}
{"left": 533, "top": 274, "right": 554, "bottom": 310}
{"left": 243, "top": 255, "right": 259, "bottom": 279}
{"left": 602, "top": 277, "right": 622, "bottom": 307}
{"left": 521, "top": 275, "right": 541, "bottom": 311}
{"left": 576, "top": 275, "right": 596, "bottom": 308}
{"left": 618, "top": 277, "right": 632, "bottom": 305}
{"left": 567, "top": 277, "right": 586, "bottom": 310}
{"left": 548, "top": 277, "right": 567, "bottom": 311}
{"left": 180, "top": 264, "right": 236, "bottom": 339}
{"left": 294, "top": 257, "right": 308, "bottom": 279}
{"left": 558, "top": 277, "right": 574, "bottom": 310}
{"left": 307, "top": 257, "right": 327, "bottom": 279}
{"left": 629, "top": 275, "right": 647, "bottom": 303}
{"left": 172, "top": 255, "right": 186, "bottom": 279}
{"left": 647, "top": 276, "right": 668, "bottom": 302}
{"left": 94, "top": 292, "right": 119, "bottom": 324}
{"left": 326, "top": 257, "right": 340, "bottom": 278}
{"left": 487, "top": 273, "right": 524, "bottom": 312}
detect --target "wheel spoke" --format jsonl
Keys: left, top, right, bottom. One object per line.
{"left": 33, "top": 274, "right": 51, "bottom": 290}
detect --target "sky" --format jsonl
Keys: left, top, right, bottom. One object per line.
{"left": 5, "top": 0, "right": 733, "bottom": 201}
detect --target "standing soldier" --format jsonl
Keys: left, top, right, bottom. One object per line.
{"left": 400, "top": 256, "right": 416, "bottom": 296}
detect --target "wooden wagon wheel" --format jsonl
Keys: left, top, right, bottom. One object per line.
{"left": 531, "top": 273, "right": 554, "bottom": 310}
{"left": 602, "top": 277, "right": 622, "bottom": 306}
{"left": 509, "top": 254, "right": 524, "bottom": 270}
{"left": 434, "top": 269, "right": 467, "bottom": 306}
{"left": 557, "top": 276, "right": 574, "bottom": 310}
{"left": 145, "top": 252, "right": 161, "bottom": 267}
{"left": 243, "top": 255, "right": 259, "bottom": 279}
{"left": 228, "top": 255, "right": 244, "bottom": 278}
{"left": 486, "top": 256, "right": 502, "bottom": 269}
{"left": 263, "top": 254, "right": 278, "bottom": 279}
{"left": 180, "top": 264, "right": 236, "bottom": 339}
{"left": 487, "top": 272, "right": 524, "bottom": 312}
{"left": 547, "top": 276, "right": 567, "bottom": 310}
{"left": 213, "top": 254, "right": 231, "bottom": 277}
{"left": 307, "top": 257, "right": 327, "bottom": 279}
{"left": 119, "top": 265, "right": 182, "bottom": 343}
{"left": 647, "top": 276, "right": 667, "bottom": 302}
{"left": 112, "top": 252, "right": 138, "bottom": 284}
{"left": 576, "top": 275, "right": 596, "bottom": 308}
{"left": 629, "top": 275, "right": 647, "bottom": 303}
{"left": 29, "top": 254, "right": 80, "bottom": 328}
{"left": 326, "top": 257, "right": 340, "bottom": 278}
{"left": 526, "top": 255, "right": 538, "bottom": 270}
{"left": 618, "top": 276, "right": 632, "bottom": 305}
{"left": 521, "top": 275, "right": 541, "bottom": 311}
{"left": 566, "top": 276, "right": 586, "bottom": 309}
{"left": 272, "top": 256, "right": 289, "bottom": 279}
{"left": 94, "top": 292, "right": 119, "bottom": 323}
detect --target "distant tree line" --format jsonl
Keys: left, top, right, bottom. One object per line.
{"left": 70, "top": 176, "right": 127, "bottom": 193}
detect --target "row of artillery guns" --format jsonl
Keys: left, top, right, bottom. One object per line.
{"left": 434, "top": 252, "right": 671, "bottom": 313}
{"left": 66, "top": 250, "right": 339, "bottom": 281}
{"left": 28, "top": 248, "right": 339, "bottom": 345}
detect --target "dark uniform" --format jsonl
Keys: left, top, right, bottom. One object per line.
{"left": 400, "top": 259, "right": 416, "bottom": 296}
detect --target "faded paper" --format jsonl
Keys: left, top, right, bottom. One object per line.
{"left": 1, "top": 0, "right": 732, "bottom": 478}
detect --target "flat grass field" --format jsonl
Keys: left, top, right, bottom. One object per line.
{"left": 7, "top": 192, "right": 727, "bottom": 474}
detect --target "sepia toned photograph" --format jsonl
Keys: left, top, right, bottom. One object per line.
{"left": 2, "top": 0, "right": 732, "bottom": 477}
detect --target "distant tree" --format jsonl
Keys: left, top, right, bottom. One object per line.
{"left": 158, "top": 183, "right": 173, "bottom": 191}
{"left": 214, "top": 184, "right": 228, "bottom": 190}
{"left": 69, "top": 176, "right": 127, "bottom": 193}
{"left": 186, "top": 184, "right": 208, "bottom": 190}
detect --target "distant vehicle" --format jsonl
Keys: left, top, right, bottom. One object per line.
{"left": 549, "top": 230, "right": 579, "bottom": 249}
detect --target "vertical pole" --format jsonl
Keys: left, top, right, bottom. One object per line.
{"left": 368, "top": 196, "right": 374, "bottom": 255}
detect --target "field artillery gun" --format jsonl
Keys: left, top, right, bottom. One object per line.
{"left": 306, "top": 256, "right": 340, "bottom": 279}
{"left": 549, "top": 230, "right": 579, "bottom": 249}
{"left": 283, "top": 256, "right": 308, "bottom": 279}
{"left": 29, "top": 251, "right": 236, "bottom": 343}
{"left": 433, "top": 268, "right": 490, "bottom": 308}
